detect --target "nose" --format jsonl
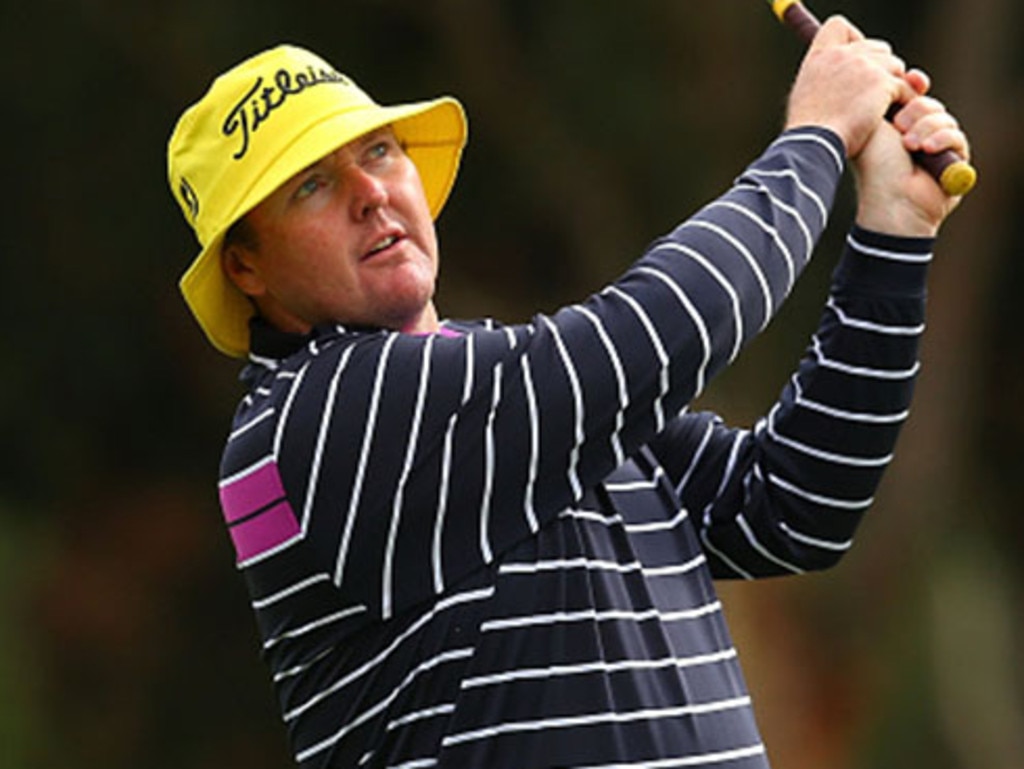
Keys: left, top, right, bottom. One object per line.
{"left": 346, "top": 164, "right": 388, "bottom": 220}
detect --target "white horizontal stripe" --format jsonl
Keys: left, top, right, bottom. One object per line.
{"left": 768, "top": 472, "right": 874, "bottom": 511}
{"left": 247, "top": 352, "right": 280, "bottom": 370}
{"left": 461, "top": 648, "right": 738, "bottom": 690}
{"left": 228, "top": 408, "right": 276, "bottom": 442}
{"left": 771, "top": 428, "right": 892, "bottom": 466}
{"left": 848, "top": 233, "right": 933, "bottom": 263}
{"left": 218, "top": 454, "right": 275, "bottom": 489}
{"left": 442, "top": 697, "right": 752, "bottom": 748}
{"left": 625, "top": 507, "right": 691, "bottom": 534}
{"left": 779, "top": 521, "right": 853, "bottom": 552}
{"left": 813, "top": 338, "right": 920, "bottom": 380}
{"left": 561, "top": 505, "right": 691, "bottom": 534}
{"left": 604, "top": 477, "right": 661, "bottom": 493}
{"left": 387, "top": 759, "right": 436, "bottom": 769}
{"left": 643, "top": 553, "right": 707, "bottom": 577}
{"left": 252, "top": 573, "right": 334, "bottom": 609}
{"left": 774, "top": 130, "right": 844, "bottom": 174}
{"left": 481, "top": 601, "right": 722, "bottom": 633}
{"left": 577, "top": 742, "right": 767, "bottom": 769}
{"left": 500, "top": 557, "right": 643, "bottom": 575}
{"left": 264, "top": 605, "right": 366, "bottom": 650}
{"left": 273, "top": 647, "right": 334, "bottom": 683}
{"left": 793, "top": 376, "right": 908, "bottom": 424}
{"left": 768, "top": 420, "right": 893, "bottom": 468}
{"left": 498, "top": 553, "right": 705, "bottom": 579}
{"left": 387, "top": 703, "right": 456, "bottom": 732}
{"left": 236, "top": 533, "right": 305, "bottom": 569}
{"left": 827, "top": 298, "right": 925, "bottom": 336}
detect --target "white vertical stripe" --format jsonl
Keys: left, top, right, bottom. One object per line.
{"left": 576, "top": 305, "right": 629, "bottom": 467}
{"left": 540, "top": 315, "right": 586, "bottom": 500}
{"left": 273, "top": 361, "right": 310, "bottom": 459}
{"left": 606, "top": 286, "right": 670, "bottom": 432}
{"left": 433, "top": 334, "right": 476, "bottom": 594}
{"left": 335, "top": 335, "right": 398, "bottom": 587}
{"left": 301, "top": 349, "right": 353, "bottom": 532}
{"left": 383, "top": 337, "right": 435, "bottom": 620}
{"left": 521, "top": 357, "right": 541, "bottom": 533}
{"left": 479, "top": 361, "right": 503, "bottom": 564}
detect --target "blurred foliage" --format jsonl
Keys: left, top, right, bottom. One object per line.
{"left": 2, "top": 1, "right": 1021, "bottom": 767}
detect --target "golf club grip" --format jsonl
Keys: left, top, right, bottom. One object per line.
{"left": 771, "top": 0, "right": 976, "bottom": 196}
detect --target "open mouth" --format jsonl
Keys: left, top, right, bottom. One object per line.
{"left": 364, "top": 234, "right": 401, "bottom": 259}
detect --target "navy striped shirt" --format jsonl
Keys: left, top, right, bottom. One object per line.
{"left": 216, "top": 127, "right": 933, "bottom": 768}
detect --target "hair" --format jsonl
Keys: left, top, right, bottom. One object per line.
{"left": 222, "top": 215, "right": 260, "bottom": 254}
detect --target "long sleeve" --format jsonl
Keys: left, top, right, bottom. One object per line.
{"left": 648, "top": 226, "right": 933, "bottom": 578}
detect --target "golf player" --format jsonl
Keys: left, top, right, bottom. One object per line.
{"left": 167, "top": 16, "right": 969, "bottom": 768}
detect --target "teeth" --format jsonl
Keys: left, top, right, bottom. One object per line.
{"left": 371, "top": 235, "right": 397, "bottom": 254}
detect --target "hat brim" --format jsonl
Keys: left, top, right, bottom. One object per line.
{"left": 179, "top": 96, "right": 467, "bottom": 358}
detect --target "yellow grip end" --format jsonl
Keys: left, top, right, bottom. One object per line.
{"left": 772, "top": 0, "right": 801, "bottom": 22}
{"left": 940, "top": 161, "right": 978, "bottom": 197}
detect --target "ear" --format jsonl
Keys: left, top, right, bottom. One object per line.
{"left": 221, "top": 243, "right": 267, "bottom": 299}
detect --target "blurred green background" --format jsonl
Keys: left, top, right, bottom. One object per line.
{"left": 2, "top": 1, "right": 1021, "bottom": 767}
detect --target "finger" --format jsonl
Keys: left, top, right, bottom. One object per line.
{"left": 921, "top": 128, "right": 970, "bottom": 161}
{"left": 891, "top": 75, "right": 920, "bottom": 110}
{"left": 906, "top": 117, "right": 969, "bottom": 159}
{"left": 905, "top": 68, "right": 931, "bottom": 96}
{"left": 811, "top": 15, "right": 865, "bottom": 48}
{"left": 892, "top": 95, "right": 949, "bottom": 132}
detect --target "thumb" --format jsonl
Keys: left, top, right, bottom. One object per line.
{"left": 810, "top": 15, "right": 865, "bottom": 49}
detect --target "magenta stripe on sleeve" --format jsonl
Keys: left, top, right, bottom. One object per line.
{"left": 219, "top": 460, "right": 300, "bottom": 562}
{"left": 220, "top": 461, "right": 288, "bottom": 523}
{"left": 228, "top": 501, "right": 301, "bottom": 563}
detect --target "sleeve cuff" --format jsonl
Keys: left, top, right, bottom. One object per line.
{"left": 831, "top": 225, "right": 935, "bottom": 298}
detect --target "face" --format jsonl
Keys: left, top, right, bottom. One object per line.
{"left": 223, "top": 127, "right": 441, "bottom": 335}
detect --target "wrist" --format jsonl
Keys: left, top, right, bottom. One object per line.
{"left": 855, "top": 201, "right": 940, "bottom": 238}
{"left": 855, "top": 177, "right": 941, "bottom": 237}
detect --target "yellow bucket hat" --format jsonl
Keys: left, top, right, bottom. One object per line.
{"left": 168, "top": 44, "right": 468, "bottom": 357}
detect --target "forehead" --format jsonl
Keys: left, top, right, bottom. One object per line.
{"left": 307, "top": 125, "right": 397, "bottom": 170}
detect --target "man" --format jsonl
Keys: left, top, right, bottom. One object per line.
{"left": 168, "top": 16, "right": 968, "bottom": 769}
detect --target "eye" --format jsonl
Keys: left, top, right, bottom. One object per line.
{"left": 293, "top": 174, "right": 324, "bottom": 201}
{"left": 366, "top": 139, "right": 392, "bottom": 162}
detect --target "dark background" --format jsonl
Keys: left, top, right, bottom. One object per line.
{"left": 2, "top": 1, "right": 1021, "bottom": 767}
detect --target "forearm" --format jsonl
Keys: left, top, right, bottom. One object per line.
{"left": 654, "top": 225, "right": 932, "bottom": 578}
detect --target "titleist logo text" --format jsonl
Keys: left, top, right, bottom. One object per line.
{"left": 224, "top": 66, "right": 351, "bottom": 160}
